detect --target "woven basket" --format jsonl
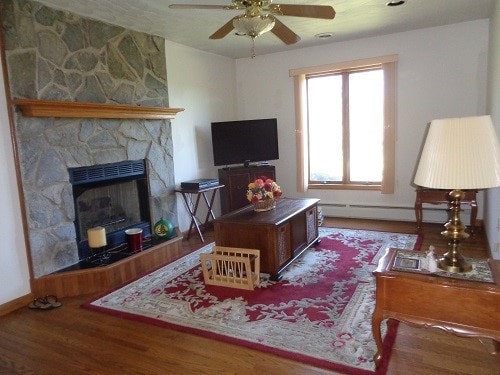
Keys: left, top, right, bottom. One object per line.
{"left": 252, "top": 199, "right": 276, "bottom": 212}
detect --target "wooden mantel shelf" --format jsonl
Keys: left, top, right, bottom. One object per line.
{"left": 12, "top": 99, "right": 184, "bottom": 119}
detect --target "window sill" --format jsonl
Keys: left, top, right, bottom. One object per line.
{"left": 308, "top": 184, "right": 381, "bottom": 191}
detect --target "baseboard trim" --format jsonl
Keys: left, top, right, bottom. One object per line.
{"left": 0, "top": 293, "right": 33, "bottom": 316}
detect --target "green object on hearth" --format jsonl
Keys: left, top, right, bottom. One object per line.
{"left": 153, "top": 217, "right": 174, "bottom": 238}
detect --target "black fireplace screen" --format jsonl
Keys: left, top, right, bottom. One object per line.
{"left": 69, "top": 160, "right": 151, "bottom": 260}
{"left": 76, "top": 180, "right": 142, "bottom": 239}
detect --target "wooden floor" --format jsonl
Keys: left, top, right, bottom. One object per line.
{"left": 0, "top": 218, "right": 498, "bottom": 375}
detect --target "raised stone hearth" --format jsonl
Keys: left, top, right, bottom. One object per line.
{"left": 30, "top": 230, "right": 184, "bottom": 299}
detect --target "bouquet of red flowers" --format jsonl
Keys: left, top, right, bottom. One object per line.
{"left": 246, "top": 176, "right": 282, "bottom": 203}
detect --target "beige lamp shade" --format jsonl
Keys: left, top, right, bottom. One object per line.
{"left": 414, "top": 115, "right": 500, "bottom": 189}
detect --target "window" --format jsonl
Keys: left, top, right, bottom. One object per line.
{"left": 290, "top": 55, "right": 397, "bottom": 193}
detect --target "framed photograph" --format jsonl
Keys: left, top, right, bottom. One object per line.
{"left": 393, "top": 255, "right": 420, "bottom": 271}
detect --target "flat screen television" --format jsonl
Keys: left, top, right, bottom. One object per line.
{"left": 211, "top": 118, "right": 279, "bottom": 167}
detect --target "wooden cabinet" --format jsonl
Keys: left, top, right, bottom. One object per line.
{"left": 218, "top": 165, "right": 276, "bottom": 214}
{"left": 213, "top": 198, "right": 320, "bottom": 280}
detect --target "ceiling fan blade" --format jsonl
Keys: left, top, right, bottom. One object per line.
{"left": 209, "top": 18, "right": 236, "bottom": 40}
{"left": 268, "top": 4, "right": 335, "bottom": 20}
{"left": 169, "top": 4, "right": 236, "bottom": 10}
{"left": 271, "top": 18, "right": 300, "bottom": 45}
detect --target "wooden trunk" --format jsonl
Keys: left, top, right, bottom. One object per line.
{"left": 214, "top": 198, "right": 319, "bottom": 280}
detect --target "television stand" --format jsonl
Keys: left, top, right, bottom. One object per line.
{"left": 218, "top": 165, "right": 276, "bottom": 214}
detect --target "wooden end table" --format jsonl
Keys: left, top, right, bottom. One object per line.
{"left": 371, "top": 248, "right": 500, "bottom": 368}
{"left": 414, "top": 188, "right": 478, "bottom": 235}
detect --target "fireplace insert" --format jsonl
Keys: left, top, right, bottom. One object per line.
{"left": 69, "top": 160, "right": 152, "bottom": 264}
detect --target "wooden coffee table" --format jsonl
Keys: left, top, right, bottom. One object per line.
{"left": 372, "top": 248, "right": 500, "bottom": 368}
{"left": 213, "top": 198, "right": 320, "bottom": 280}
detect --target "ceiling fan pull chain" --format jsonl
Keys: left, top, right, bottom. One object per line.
{"left": 251, "top": 37, "right": 256, "bottom": 58}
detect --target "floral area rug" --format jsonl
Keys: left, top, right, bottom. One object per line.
{"left": 84, "top": 228, "right": 421, "bottom": 374}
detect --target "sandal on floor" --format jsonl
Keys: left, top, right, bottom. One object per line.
{"left": 44, "top": 295, "right": 62, "bottom": 308}
{"left": 28, "top": 295, "right": 62, "bottom": 310}
{"left": 28, "top": 297, "right": 52, "bottom": 310}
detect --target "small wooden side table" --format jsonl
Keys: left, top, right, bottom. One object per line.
{"left": 175, "top": 184, "right": 224, "bottom": 242}
{"left": 371, "top": 248, "right": 499, "bottom": 368}
{"left": 414, "top": 188, "right": 478, "bottom": 234}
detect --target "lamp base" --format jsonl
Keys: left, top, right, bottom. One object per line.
{"left": 437, "top": 255, "right": 472, "bottom": 273}
{"left": 438, "top": 189, "right": 473, "bottom": 273}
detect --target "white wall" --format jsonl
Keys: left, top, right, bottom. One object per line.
{"left": 486, "top": 0, "right": 500, "bottom": 259}
{"left": 165, "top": 41, "right": 236, "bottom": 231}
{"left": 234, "top": 20, "right": 490, "bottom": 224}
{"left": 0, "top": 57, "right": 31, "bottom": 304}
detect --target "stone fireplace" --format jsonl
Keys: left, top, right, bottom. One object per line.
{"left": 2, "top": 0, "right": 179, "bottom": 278}
{"left": 14, "top": 113, "right": 178, "bottom": 277}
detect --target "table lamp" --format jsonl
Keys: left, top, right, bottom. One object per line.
{"left": 414, "top": 115, "right": 500, "bottom": 273}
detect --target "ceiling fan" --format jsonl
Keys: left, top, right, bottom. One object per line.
{"left": 169, "top": 1, "right": 335, "bottom": 54}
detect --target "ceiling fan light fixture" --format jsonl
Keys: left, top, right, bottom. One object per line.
{"left": 232, "top": 14, "right": 275, "bottom": 38}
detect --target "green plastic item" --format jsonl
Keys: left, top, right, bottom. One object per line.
{"left": 153, "top": 217, "right": 174, "bottom": 238}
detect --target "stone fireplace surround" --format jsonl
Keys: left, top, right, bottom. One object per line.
{"left": 16, "top": 112, "right": 179, "bottom": 278}
{"left": 2, "top": 0, "right": 180, "bottom": 279}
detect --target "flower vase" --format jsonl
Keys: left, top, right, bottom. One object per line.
{"left": 253, "top": 199, "right": 276, "bottom": 212}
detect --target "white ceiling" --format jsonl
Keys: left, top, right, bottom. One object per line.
{"left": 36, "top": 0, "right": 493, "bottom": 59}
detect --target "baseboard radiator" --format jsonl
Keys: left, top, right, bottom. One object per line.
{"left": 319, "top": 202, "right": 472, "bottom": 224}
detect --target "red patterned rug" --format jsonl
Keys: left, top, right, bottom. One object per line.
{"left": 84, "top": 228, "right": 421, "bottom": 374}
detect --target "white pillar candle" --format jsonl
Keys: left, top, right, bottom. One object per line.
{"left": 87, "top": 226, "right": 107, "bottom": 248}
